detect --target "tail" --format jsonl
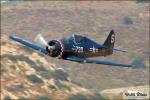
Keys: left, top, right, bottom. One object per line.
{"left": 103, "top": 30, "right": 115, "bottom": 49}
{"left": 102, "top": 30, "right": 127, "bottom": 53}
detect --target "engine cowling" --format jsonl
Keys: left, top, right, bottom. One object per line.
{"left": 46, "top": 40, "right": 62, "bottom": 58}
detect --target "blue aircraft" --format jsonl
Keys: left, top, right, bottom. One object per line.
{"left": 10, "top": 30, "right": 132, "bottom": 67}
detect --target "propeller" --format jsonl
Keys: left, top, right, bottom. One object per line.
{"left": 34, "top": 34, "right": 48, "bottom": 47}
{"left": 34, "top": 34, "right": 59, "bottom": 56}
{"left": 47, "top": 40, "right": 62, "bottom": 57}
{"left": 34, "top": 34, "right": 62, "bottom": 57}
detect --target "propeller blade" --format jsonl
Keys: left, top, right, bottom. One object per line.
{"left": 34, "top": 34, "right": 47, "bottom": 47}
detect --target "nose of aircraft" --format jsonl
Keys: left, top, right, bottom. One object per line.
{"left": 46, "top": 40, "right": 62, "bottom": 57}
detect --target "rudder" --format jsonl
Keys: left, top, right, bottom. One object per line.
{"left": 103, "top": 30, "right": 115, "bottom": 48}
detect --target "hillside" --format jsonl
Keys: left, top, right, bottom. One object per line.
{"left": 1, "top": 35, "right": 149, "bottom": 100}
{"left": 1, "top": 35, "right": 105, "bottom": 99}
{"left": 1, "top": 0, "right": 149, "bottom": 98}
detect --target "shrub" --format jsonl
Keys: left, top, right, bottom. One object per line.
{"left": 20, "top": 45, "right": 34, "bottom": 53}
{"left": 68, "top": 94, "right": 89, "bottom": 100}
{"left": 18, "top": 97, "right": 28, "bottom": 100}
{"left": 136, "top": 0, "right": 149, "bottom": 3}
{"left": 0, "top": 63, "right": 7, "bottom": 75}
{"left": 55, "top": 80, "right": 70, "bottom": 90}
{"left": 68, "top": 93, "right": 105, "bottom": 100}
{"left": 39, "top": 71, "right": 53, "bottom": 79}
{"left": 71, "top": 80, "right": 82, "bottom": 86}
{"left": 1, "top": 54, "right": 34, "bottom": 65}
{"left": 123, "top": 16, "right": 133, "bottom": 25}
{"left": 10, "top": 65, "right": 16, "bottom": 70}
{"left": 35, "top": 65, "right": 49, "bottom": 72}
{"left": 40, "top": 70, "right": 69, "bottom": 81}
{"left": 1, "top": 41, "right": 7, "bottom": 45}
{"left": 20, "top": 45, "right": 45, "bottom": 57}
{"left": 37, "top": 96, "right": 52, "bottom": 100}
{"left": 4, "top": 96, "right": 11, "bottom": 100}
{"left": 26, "top": 74, "right": 43, "bottom": 83}
{"left": 92, "top": 93, "right": 105, "bottom": 100}
{"left": 1, "top": 54, "right": 48, "bottom": 72}
{"left": 54, "top": 70, "right": 69, "bottom": 81}
{"left": 7, "top": 84, "right": 24, "bottom": 92}
{"left": 48, "top": 84, "right": 57, "bottom": 89}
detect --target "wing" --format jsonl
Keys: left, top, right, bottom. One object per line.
{"left": 66, "top": 56, "right": 132, "bottom": 67}
{"left": 9, "top": 35, "right": 47, "bottom": 54}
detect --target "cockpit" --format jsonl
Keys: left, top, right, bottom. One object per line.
{"left": 72, "top": 34, "right": 86, "bottom": 44}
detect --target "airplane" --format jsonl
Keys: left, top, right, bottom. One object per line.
{"left": 9, "top": 30, "right": 133, "bottom": 67}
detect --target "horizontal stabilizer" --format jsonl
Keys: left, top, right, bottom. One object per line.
{"left": 98, "top": 44, "right": 128, "bottom": 53}
{"left": 113, "top": 48, "right": 128, "bottom": 53}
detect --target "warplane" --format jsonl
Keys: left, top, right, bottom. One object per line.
{"left": 10, "top": 30, "right": 133, "bottom": 67}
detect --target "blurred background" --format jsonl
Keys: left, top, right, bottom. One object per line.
{"left": 1, "top": 0, "right": 149, "bottom": 100}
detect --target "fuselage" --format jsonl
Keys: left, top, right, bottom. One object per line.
{"left": 59, "top": 34, "right": 113, "bottom": 59}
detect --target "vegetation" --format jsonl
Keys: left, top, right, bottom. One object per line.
{"left": 1, "top": 54, "right": 36, "bottom": 68}
{"left": 55, "top": 80, "right": 70, "bottom": 90}
{"left": 18, "top": 97, "right": 28, "bottom": 100}
{"left": 20, "top": 45, "right": 45, "bottom": 57}
{"left": 136, "top": 0, "right": 149, "bottom": 3}
{"left": 20, "top": 45, "right": 34, "bottom": 53}
{"left": 26, "top": 74, "right": 43, "bottom": 83}
{"left": 48, "top": 80, "right": 71, "bottom": 90}
{"left": 53, "top": 70, "right": 69, "bottom": 81}
{"left": 1, "top": 41, "right": 7, "bottom": 45}
{"left": 1, "top": 54, "right": 69, "bottom": 81}
{"left": 48, "top": 84, "right": 57, "bottom": 89}
{"left": 71, "top": 80, "right": 83, "bottom": 86}
{"left": 7, "top": 84, "right": 24, "bottom": 92}
{"left": 37, "top": 96, "right": 52, "bottom": 100}
{"left": 3, "top": 96, "right": 11, "bottom": 100}
{"left": 40, "top": 69, "right": 69, "bottom": 81}
{"left": 123, "top": 16, "right": 133, "bottom": 25}
{"left": 68, "top": 93, "right": 105, "bottom": 100}
{"left": 0, "top": 63, "right": 7, "bottom": 75}
{"left": 1, "top": 54, "right": 49, "bottom": 72}
{"left": 68, "top": 94, "right": 88, "bottom": 100}
{"left": 10, "top": 65, "right": 16, "bottom": 70}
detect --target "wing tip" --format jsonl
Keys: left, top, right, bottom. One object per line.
{"left": 9, "top": 35, "right": 18, "bottom": 40}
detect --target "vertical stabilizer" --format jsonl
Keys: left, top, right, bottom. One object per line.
{"left": 103, "top": 30, "right": 115, "bottom": 48}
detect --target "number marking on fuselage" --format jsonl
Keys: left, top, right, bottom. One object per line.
{"left": 72, "top": 45, "right": 83, "bottom": 53}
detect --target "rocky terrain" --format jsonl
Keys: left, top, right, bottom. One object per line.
{"left": 1, "top": 1, "right": 149, "bottom": 99}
